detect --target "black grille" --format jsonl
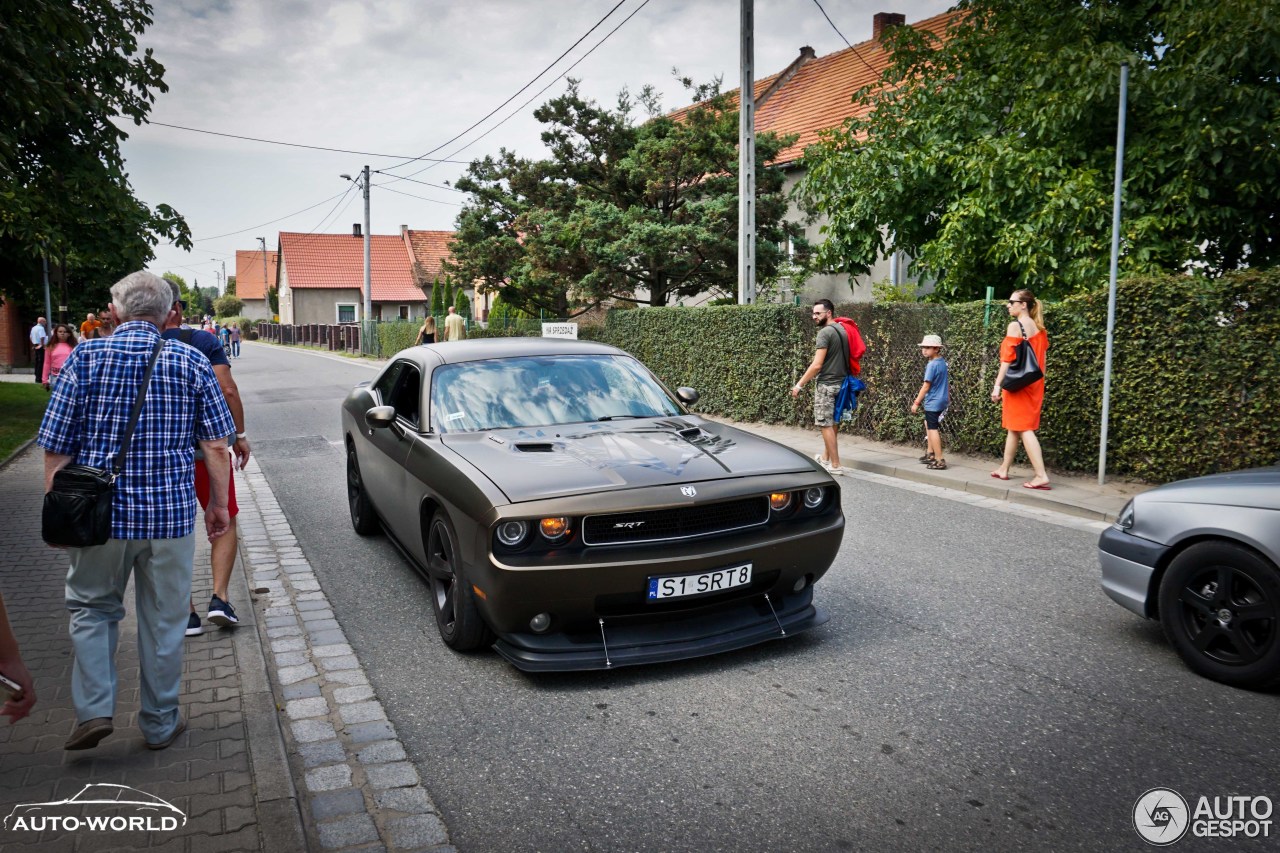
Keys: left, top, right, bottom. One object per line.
{"left": 582, "top": 496, "right": 769, "bottom": 546}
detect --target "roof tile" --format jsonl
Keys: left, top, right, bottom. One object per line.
{"left": 234, "top": 250, "right": 278, "bottom": 300}
{"left": 278, "top": 232, "right": 424, "bottom": 302}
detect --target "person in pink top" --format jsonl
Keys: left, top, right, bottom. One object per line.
{"left": 42, "top": 323, "right": 78, "bottom": 390}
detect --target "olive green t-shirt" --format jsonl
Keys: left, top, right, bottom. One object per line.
{"left": 816, "top": 323, "right": 849, "bottom": 384}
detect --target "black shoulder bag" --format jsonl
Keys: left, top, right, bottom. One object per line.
{"left": 1000, "top": 319, "right": 1044, "bottom": 392}
{"left": 41, "top": 338, "right": 165, "bottom": 547}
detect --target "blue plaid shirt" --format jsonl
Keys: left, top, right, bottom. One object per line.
{"left": 37, "top": 321, "right": 235, "bottom": 539}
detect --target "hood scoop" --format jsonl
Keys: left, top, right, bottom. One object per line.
{"left": 514, "top": 442, "right": 556, "bottom": 453}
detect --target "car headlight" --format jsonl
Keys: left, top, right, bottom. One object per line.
{"left": 803, "top": 487, "right": 825, "bottom": 510}
{"left": 539, "top": 517, "right": 571, "bottom": 541}
{"left": 496, "top": 520, "right": 529, "bottom": 547}
{"left": 769, "top": 492, "right": 793, "bottom": 512}
{"left": 1116, "top": 500, "right": 1134, "bottom": 530}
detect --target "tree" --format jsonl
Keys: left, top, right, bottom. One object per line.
{"left": 225, "top": 275, "right": 236, "bottom": 296}
{"left": 213, "top": 294, "right": 243, "bottom": 317}
{"left": 446, "top": 79, "right": 801, "bottom": 315}
{"left": 443, "top": 279, "right": 455, "bottom": 315}
{"left": 454, "top": 287, "right": 470, "bottom": 320}
{"left": 430, "top": 277, "right": 444, "bottom": 315}
{"left": 0, "top": 1, "right": 191, "bottom": 312}
{"left": 267, "top": 286, "right": 279, "bottom": 317}
{"left": 797, "top": 0, "right": 1280, "bottom": 301}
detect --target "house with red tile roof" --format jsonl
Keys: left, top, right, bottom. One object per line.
{"left": 276, "top": 227, "right": 427, "bottom": 324}
{"left": 673, "top": 9, "right": 959, "bottom": 303}
{"left": 235, "top": 249, "right": 278, "bottom": 320}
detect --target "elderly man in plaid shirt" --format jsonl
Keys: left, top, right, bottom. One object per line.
{"left": 37, "top": 271, "right": 235, "bottom": 751}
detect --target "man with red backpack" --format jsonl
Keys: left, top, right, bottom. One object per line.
{"left": 790, "top": 298, "right": 863, "bottom": 476}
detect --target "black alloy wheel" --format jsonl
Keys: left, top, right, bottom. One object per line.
{"left": 425, "top": 511, "right": 493, "bottom": 651}
{"left": 346, "top": 444, "right": 379, "bottom": 536}
{"left": 1158, "top": 540, "right": 1280, "bottom": 690}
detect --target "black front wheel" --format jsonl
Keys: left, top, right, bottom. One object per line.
{"left": 346, "top": 444, "right": 379, "bottom": 536}
{"left": 425, "top": 511, "right": 493, "bottom": 651}
{"left": 1158, "top": 540, "right": 1280, "bottom": 690}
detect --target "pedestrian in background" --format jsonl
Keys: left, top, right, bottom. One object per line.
{"left": 37, "top": 271, "right": 235, "bottom": 751}
{"left": 229, "top": 322, "right": 242, "bottom": 358}
{"left": 444, "top": 306, "right": 466, "bottom": 341}
{"left": 28, "top": 317, "right": 48, "bottom": 384}
{"left": 790, "top": 298, "right": 849, "bottom": 476}
{"left": 42, "top": 323, "right": 78, "bottom": 390}
{"left": 163, "top": 282, "right": 252, "bottom": 637}
{"left": 415, "top": 315, "right": 437, "bottom": 345}
{"left": 911, "top": 334, "right": 949, "bottom": 470}
{"left": 78, "top": 312, "right": 100, "bottom": 340}
{"left": 0, "top": 591, "right": 36, "bottom": 724}
{"left": 98, "top": 308, "right": 115, "bottom": 337}
{"left": 990, "top": 289, "right": 1051, "bottom": 489}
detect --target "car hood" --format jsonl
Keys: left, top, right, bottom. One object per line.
{"left": 440, "top": 417, "right": 814, "bottom": 502}
{"left": 1142, "top": 466, "right": 1280, "bottom": 511}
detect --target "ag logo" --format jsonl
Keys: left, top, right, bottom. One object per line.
{"left": 680, "top": 486, "right": 697, "bottom": 497}
{"left": 1134, "top": 788, "right": 1190, "bottom": 846}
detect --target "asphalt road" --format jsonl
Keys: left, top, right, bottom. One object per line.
{"left": 235, "top": 341, "right": 1280, "bottom": 853}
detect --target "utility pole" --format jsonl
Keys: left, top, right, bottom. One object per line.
{"left": 1099, "top": 62, "right": 1129, "bottom": 486}
{"left": 361, "top": 165, "right": 372, "bottom": 321}
{"left": 258, "top": 236, "right": 271, "bottom": 318}
{"left": 738, "top": 0, "right": 756, "bottom": 304}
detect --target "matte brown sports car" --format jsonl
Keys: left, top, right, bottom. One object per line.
{"left": 341, "top": 338, "right": 844, "bottom": 671}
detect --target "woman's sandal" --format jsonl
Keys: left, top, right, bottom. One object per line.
{"left": 919, "top": 452, "right": 935, "bottom": 464}
{"left": 926, "top": 459, "right": 948, "bottom": 470}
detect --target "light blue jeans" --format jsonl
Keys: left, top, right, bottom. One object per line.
{"left": 65, "top": 533, "right": 194, "bottom": 743}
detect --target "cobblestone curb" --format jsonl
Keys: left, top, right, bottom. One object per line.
{"left": 235, "top": 456, "right": 455, "bottom": 853}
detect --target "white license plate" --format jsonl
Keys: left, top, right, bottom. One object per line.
{"left": 647, "top": 563, "right": 752, "bottom": 601}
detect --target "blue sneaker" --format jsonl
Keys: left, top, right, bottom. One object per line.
{"left": 207, "top": 595, "right": 239, "bottom": 628}
{"left": 185, "top": 612, "right": 203, "bottom": 637}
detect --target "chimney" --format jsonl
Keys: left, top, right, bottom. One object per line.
{"left": 873, "top": 12, "right": 906, "bottom": 41}
{"left": 352, "top": 223, "right": 362, "bottom": 237}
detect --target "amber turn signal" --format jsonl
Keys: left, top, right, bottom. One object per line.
{"left": 769, "top": 492, "right": 792, "bottom": 511}
{"left": 539, "top": 517, "right": 571, "bottom": 540}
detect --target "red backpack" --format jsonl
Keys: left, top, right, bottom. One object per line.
{"left": 832, "top": 316, "right": 867, "bottom": 376}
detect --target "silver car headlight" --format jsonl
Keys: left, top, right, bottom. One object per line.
{"left": 1116, "top": 500, "right": 1134, "bottom": 530}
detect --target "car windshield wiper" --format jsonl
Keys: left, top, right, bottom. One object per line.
{"left": 597, "top": 414, "right": 649, "bottom": 421}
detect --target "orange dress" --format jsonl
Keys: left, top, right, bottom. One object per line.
{"left": 999, "top": 328, "right": 1048, "bottom": 431}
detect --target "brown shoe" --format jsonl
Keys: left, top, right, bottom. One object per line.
{"left": 65, "top": 717, "right": 113, "bottom": 750}
{"left": 146, "top": 714, "right": 186, "bottom": 751}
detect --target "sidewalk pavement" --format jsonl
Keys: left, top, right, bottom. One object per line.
{"left": 0, "top": 355, "right": 1138, "bottom": 852}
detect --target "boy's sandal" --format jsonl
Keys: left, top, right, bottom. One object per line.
{"left": 926, "top": 459, "right": 948, "bottom": 470}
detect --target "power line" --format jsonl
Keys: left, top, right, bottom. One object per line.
{"left": 148, "top": 122, "right": 472, "bottom": 162}
{"left": 376, "top": 174, "right": 464, "bottom": 193}
{"left": 810, "top": 0, "right": 882, "bottom": 78}
{"left": 370, "top": 183, "right": 464, "bottom": 207}
{"left": 380, "top": 0, "right": 652, "bottom": 185}
{"left": 378, "top": 0, "right": 632, "bottom": 175}
{"left": 191, "top": 189, "right": 352, "bottom": 242}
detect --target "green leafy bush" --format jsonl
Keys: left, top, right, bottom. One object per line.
{"left": 377, "top": 320, "right": 420, "bottom": 356}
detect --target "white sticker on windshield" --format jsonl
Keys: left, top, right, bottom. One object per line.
{"left": 447, "top": 411, "right": 466, "bottom": 421}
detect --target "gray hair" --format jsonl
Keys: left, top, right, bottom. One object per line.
{"left": 110, "top": 271, "right": 173, "bottom": 322}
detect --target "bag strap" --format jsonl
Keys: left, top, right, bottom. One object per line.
{"left": 112, "top": 338, "right": 165, "bottom": 477}
{"left": 832, "top": 322, "right": 850, "bottom": 374}
{"left": 1015, "top": 318, "right": 1030, "bottom": 341}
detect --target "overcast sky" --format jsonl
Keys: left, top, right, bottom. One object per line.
{"left": 120, "top": 0, "right": 953, "bottom": 287}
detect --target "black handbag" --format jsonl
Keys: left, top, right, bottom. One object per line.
{"left": 41, "top": 339, "right": 165, "bottom": 547}
{"left": 1001, "top": 320, "right": 1044, "bottom": 392}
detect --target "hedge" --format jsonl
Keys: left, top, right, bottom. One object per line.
{"left": 595, "top": 270, "right": 1280, "bottom": 483}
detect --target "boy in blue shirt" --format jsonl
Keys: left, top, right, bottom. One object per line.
{"left": 910, "top": 334, "right": 949, "bottom": 470}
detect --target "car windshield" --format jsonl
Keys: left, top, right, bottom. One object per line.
{"left": 429, "top": 354, "right": 682, "bottom": 433}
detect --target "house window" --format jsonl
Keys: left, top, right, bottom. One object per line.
{"left": 337, "top": 303, "right": 357, "bottom": 324}
{"left": 399, "top": 305, "right": 410, "bottom": 320}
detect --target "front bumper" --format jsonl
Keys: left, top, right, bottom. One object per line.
{"left": 1098, "top": 525, "right": 1170, "bottom": 619}
{"left": 493, "top": 586, "right": 828, "bottom": 672}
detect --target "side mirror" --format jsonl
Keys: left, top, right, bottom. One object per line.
{"left": 676, "top": 387, "right": 700, "bottom": 406}
{"left": 364, "top": 405, "right": 396, "bottom": 429}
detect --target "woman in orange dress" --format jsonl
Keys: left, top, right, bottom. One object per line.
{"left": 989, "top": 288, "right": 1051, "bottom": 489}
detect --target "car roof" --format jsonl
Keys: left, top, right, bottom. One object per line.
{"left": 391, "top": 337, "right": 627, "bottom": 367}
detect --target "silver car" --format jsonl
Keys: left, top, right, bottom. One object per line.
{"left": 1099, "top": 467, "right": 1280, "bottom": 690}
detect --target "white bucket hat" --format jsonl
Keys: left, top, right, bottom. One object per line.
{"left": 918, "top": 334, "right": 943, "bottom": 348}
